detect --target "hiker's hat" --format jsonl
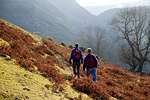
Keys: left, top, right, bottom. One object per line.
{"left": 75, "top": 43, "right": 79, "bottom": 48}
{"left": 87, "top": 48, "right": 92, "bottom": 53}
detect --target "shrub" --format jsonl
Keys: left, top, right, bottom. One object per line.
{"left": 69, "top": 45, "right": 73, "bottom": 49}
{"left": 60, "top": 42, "right": 66, "bottom": 47}
{"left": 0, "top": 20, "right": 65, "bottom": 83}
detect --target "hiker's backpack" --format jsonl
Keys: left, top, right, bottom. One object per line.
{"left": 86, "top": 55, "right": 95, "bottom": 67}
{"left": 74, "top": 49, "right": 81, "bottom": 60}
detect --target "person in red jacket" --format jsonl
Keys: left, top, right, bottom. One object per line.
{"left": 83, "top": 48, "right": 98, "bottom": 82}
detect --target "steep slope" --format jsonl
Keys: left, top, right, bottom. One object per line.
{"left": 49, "top": 0, "right": 96, "bottom": 30}
{"left": 85, "top": 6, "right": 115, "bottom": 15}
{"left": 97, "top": 8, "right": 120, "bottom": 40}
{"left": 0, "top": 19, "right": 150, "bottom": 100}
{"left": 97, "top": 8, "right": 119, "bottom": 27}
{"left": 0, "top": 56, "right": 91, "bottom": 100}
{"left": 0, "top": 19, "right": 91, "bottom": 100}
{"left": 0, "top": 0, "right": 73, "bottom": 42}
{"left": 73, "top": 64, "right": 150, "bottom": 100}
{"left": 0, "top": 56, "right": 60, "bottom": 100}
{"left": 0, "top": 0, "right": 96, "bottom": 43}
{"left": 0, "top": 18, "right": 71, "bottom": 83}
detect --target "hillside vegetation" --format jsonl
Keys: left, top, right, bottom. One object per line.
{"left": 73, "top": 64, "right": 150, "bottom": 99}
{"left": 0, "top": 56, "right": 60, "bottom": 100}
{"left": 0, "top": 19, "right": 91, "bottom": 100}
{"left": 0, "top": 19, "right": 150, "bottom": 100}
{"left": 0, "top": 56, "right": 92, "bottom": 100}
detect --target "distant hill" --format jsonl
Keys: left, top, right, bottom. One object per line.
{"left": 96, "top": 8, "right": 120, "bottom": 39}
{"left": 49, "top": 0, "right": 96, "bottom": 29}
{"left": 0, "top": 0, "right": 95, "bottom": 43}
{"left": 97, "top": 6, "right": 150, "bottom": 35}
{"left": 97, "top": 8, "right": 119, "bottom": 26}
{"left": 0, "top": 0, "right": 74, "bottom": 42}
{"left": 85, "top": 6, "right": 116, "bottom": 15}
{"left": 96, "top": 6, "right": 150, "bottom": 71}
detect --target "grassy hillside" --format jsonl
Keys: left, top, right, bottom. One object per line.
{"left": 73, "top": 64, "right": 150, "bottom": 100}
{"left": 0, "top": 56, "right": 54, "bottom": 100}
{"left": 0, "top": 56, "right": 91, "bottom": 100}
{"left": 0, "top": 19, "right": 91, "bottom": 100}
{"left": 0, "top": 19, "right": 150, "bottom": 100}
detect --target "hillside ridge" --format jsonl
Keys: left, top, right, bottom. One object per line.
{"left": 0, "top": 19, "right": 150, "bottom": 100}
{"left": 0, "top": 19, "right": 92, "bottom": 100}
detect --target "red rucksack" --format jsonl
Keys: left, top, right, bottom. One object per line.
{"left": 87, "top": 55, "right": 95, "bottom": 67}
{"left": 74, "top": 49, "right": 81, "bottom": 60}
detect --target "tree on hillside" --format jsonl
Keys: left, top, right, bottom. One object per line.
{"left": 79, "top": 26, "right": 106, "bottom": 57}
{"left": 112, "top": 7, "right": 150, "bottom": 72}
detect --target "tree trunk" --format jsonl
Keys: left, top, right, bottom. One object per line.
{"left": 137, "top": 66, "right": 143, "bottom": 72}
{"left": 130, "top": 66, "right": 136, "bottom": 71}
{"left": 137, "top": 63, "right": 144, "bottom": 72}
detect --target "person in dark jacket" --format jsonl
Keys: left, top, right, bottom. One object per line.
{"left": 83, "top": 48, "right": 98, "bottom": 82}
{"left": 69, "top": 44, "right": 83, "bottom": 78}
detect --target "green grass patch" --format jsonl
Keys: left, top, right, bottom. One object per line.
{"left": 0, "top": 56, "right": 64, "bottom": 100}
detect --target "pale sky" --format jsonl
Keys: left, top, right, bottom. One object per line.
{"left": 76, "top": 0, "right": 149, "bottom": 7}
{"left": 76, "top": 0, "right": 150, "bottom": 15}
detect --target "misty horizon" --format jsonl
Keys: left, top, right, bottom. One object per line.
{"left": 76, "top": 0, "right": 150, "bottom": 15}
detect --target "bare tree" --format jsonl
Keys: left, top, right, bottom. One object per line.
{"left": 79, "top": 26, "right": 106, "bottom": 57}
{"left": 112, "top": 7, "right": 150, "bottom": 72}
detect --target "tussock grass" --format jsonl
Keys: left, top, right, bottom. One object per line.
{"left": 0, "top": 38, "right": 9, "bottom": 46}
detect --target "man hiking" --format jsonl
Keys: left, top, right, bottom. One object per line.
{"left": 69, "top": 44, "right": 83, "bottom": 78}
{"left": 83, "top": 48, "right": 98, "bottom": 82}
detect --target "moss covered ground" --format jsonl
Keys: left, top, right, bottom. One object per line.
{"left": 0, "top": 56, "right": 91, "bottom": 100}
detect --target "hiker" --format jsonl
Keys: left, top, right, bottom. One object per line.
{"left": 69, "top": 44, "right": 83, "bottom": 78}
{"left": 83, "top": 48, "right": 98, "bottom": 82}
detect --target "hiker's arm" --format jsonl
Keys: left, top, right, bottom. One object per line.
{"left": 94, "top": 56, "right": 98, "bottom": 68}
{"left": 80, "top": 52, "right": 83, "bottom": 64}
{"left": 69, "top": 50, "right": 73, "bottom": 63}
{"left": 97, "top": 56, "right": 100, "bottom": 66}
{"left": 83, "top": 63, "right": 86, "bottom": 71}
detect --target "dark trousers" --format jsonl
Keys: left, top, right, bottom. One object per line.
{"left": 73, "top": 61, "right": 80, "bottom": 78}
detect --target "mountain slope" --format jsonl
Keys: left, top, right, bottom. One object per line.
{"left": 0, "top": 0, "right": 73, "bottom": 42}
{"left": 50, "top": 0, "right": 96, "bottom": 29}
{"left": 0, "top": 19, "right": 150, "bottom": 100}
{"left": 97, "top": 8, "right": 119, "bottom": 27}
{"left": 0, "top": 18, "right": 71, "bottom": 83}
{"left": 0, "top": 19, "right": 91, "bottom": 100}
{"left": 0, "top": 0, "right": 96, "bottom": 43}
{"left": 0, "top": 56, "right": 91, "bottom": 100}
{"left": 0, "top": 56, "right": 57, "bottom": 100}
{"left": 73, "top": 64, "right": 150, "bottom": 100}
{"left": 97, "top": 6, "right": 150, "bottom": 69}
{"left": 97, "top": 6, "right": 150, "bottom": 35}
